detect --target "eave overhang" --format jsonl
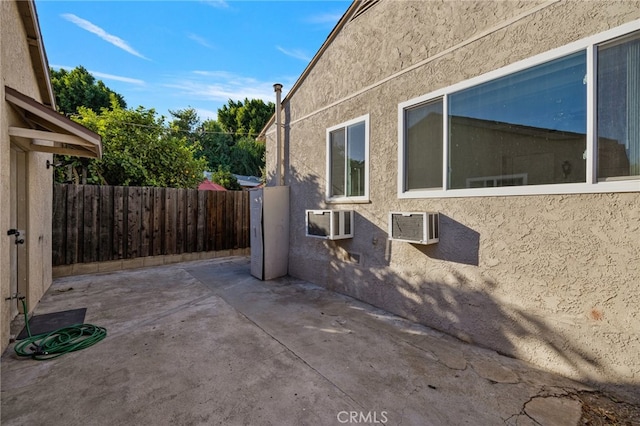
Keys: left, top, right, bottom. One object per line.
{"left": 6, "top": 86, "right": 102, "bottom": 158}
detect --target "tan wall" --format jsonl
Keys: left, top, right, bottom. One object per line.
{"left": 1, "top": 1, "right": 53, "bottom": 352}
{"left": 271, "top": 0, "right": 640, "bottom": 402}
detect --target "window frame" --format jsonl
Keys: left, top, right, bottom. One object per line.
{"left": 326, "top": 114, "right": 370, "bottom": 203}
{"left": 397, "top": 19, "right": 640, "bottom": 199}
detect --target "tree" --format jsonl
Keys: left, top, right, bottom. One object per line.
{"left": 169, "top": 108, "right": 200, "bottom": 145}
{"left": 229, "top": 136, "right": 265, "bottom": 177}
{"left": 62, "top": 101, "right": 206, "bottom": 188}
{"left": 210, "top": 165, "right": 242, "bottom": 190}
{"left": 217, "top": 98, "right": 274, "bottom": 139}
{"left": 50, "top": 66, "right": 126, "bottom": 115}
{"left": 169, "top": 108, "right": 266, "bottom": 177}
{"left": 198, "top": 119, "right": 234, "bottom": 171}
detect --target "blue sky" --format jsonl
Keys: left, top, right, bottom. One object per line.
{"left": 35, "top": 0, "right": 351, "bottom": 121}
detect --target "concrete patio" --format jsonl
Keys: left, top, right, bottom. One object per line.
{"left": 0, "top": 256, "right": 633, "bottom": 425}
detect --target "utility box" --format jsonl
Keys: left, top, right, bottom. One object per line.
{"left": 250, "top": 186, "right": 289, "bottom": 280}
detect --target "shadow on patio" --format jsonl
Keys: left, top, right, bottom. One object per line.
{"left": 2, "top": 257, "right": 638, "bottom": 425}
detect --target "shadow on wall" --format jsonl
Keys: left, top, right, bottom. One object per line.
{"left": 271, "top": 127, "right": 638, "bottom": 405}
{"left": 324, "top": 228, "right": 639, "bottom": 405}
{"left": 413, "top": 214, "right": 479, "bottom": 266}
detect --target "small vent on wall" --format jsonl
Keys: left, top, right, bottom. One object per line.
{"left": 350, "top": 0, "right": 380, "bottom": 22}
{"left": 388, "top": 212, "right": 439, "bottom": 245}
{"left": 347, "top": 252, "right": 362, "bottom": 265}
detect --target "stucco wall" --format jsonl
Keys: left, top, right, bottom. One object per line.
{"left": 270, "top": 0, "right": 640, "bottom": 402}
{"left": 1, "top": 0, "right": 53, "bottom": 352}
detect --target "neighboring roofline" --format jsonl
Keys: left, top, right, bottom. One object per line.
{"left": 16, "top": 0, "right": 55, "bottom": 109}
{"left": 258, "top": 0, "right": 363, "bottom": 139}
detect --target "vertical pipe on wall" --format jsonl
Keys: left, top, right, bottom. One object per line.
{"left": 273, "top": 83, "right": 283, "bottom": 186}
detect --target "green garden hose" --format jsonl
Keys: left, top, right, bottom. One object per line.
{"left": 14, "top": 298, "right": 107, "bottom": 360}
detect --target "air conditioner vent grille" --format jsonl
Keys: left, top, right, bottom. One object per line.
{"left": 388, "top": 212, "right": 439, "bottom": 245}
{"left": 307, "top": 211, "right": 331, "bottom": 237}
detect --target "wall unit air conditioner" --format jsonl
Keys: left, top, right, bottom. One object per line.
{"left": 306, "top": 210, "right": 354, "bottom": 240}
{"left": 388, "top": 212, "right": 439, "bottom": 245}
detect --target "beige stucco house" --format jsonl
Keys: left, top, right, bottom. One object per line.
{"left": 261, "top": 1, "right": 640, "bottom": 401}
{"left": 1, "top": 0, "right": 101, "bottom": 352}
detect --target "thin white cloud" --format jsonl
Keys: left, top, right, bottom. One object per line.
{"left": 61, "top": 13, "right": 149, "bottom": 60}
{"left": 188, "top": 33, "right": 214, "bottom": 49}
{"left": 165, "top": 71, "right": 292, "bottom": 104}
{"left": 51, "top": 64, "right": 145, "bottom": 86}
{"left": 201, "top": 0, "right": 229, "bottom": 9}
{"left": 195, "top": 108, "right": 218, "bottom": 121}
{"left": 276, "top": 46, "right": 311, "bottom": 62}
{"left": 305, "top": 12, "right": 344, "bottom": 25}
{"left": 91, "top": 71, "right": 146, "bottom": 86}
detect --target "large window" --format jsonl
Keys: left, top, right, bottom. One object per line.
{"left": 327, "top": 115, "right": 369, "bottom": 201}
{"left": 449, "top": 52, "right": 586, "bottom": 189}
{"left": 597, "top": 31, "right": 640, "bottom": 180}
{"left": 398, "top": 24, "right": 640, "bottom": 197}
{"left": 405, "top": 100, "right": 443, "bottom": 190}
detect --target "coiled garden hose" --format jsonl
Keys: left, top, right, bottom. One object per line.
{"left": 14, "top": 298, "right": 107, "bottom": 360}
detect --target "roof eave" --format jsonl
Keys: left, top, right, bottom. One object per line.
{"left": 16, "top": 0, "right": 55, "bottom": 109}
{"left": 258, "top": 0, "right": 363, "bottom": 139}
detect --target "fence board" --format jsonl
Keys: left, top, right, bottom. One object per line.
{"left": 206, "top": 191, "right": 215, "bottom": 252}
{"left": 52, "top": 184, "right": 249, "bottom": 266}
{"left": 141, "top": 187, "right": 153, "bottom": 258}
{"left": 215, "top": 191, "right": 224, "bottom": 250}
{"left": 186, "top": 190, "right": 197, "bottom": 253}
{"left": 65, "top": 184, "right": 81, "bottom": 264}
{"left": 165, "top": 188, "right": 177, "bottom": 255}
{"left": 152, "top": 187, "right": 164, "bottom": 256}
{"left": 52, "top": 184, "right": 67, "bottom": 265}
{"left": 175, "top": 190, "right": 186, "bottom": 254}
{"left": 113, "top": 186, "right": 125, "bottom": 259}
{"left": 99, "top": 186, "right": 113, "bottom": 262}
{"left": 242, "top": 191, "right": 249, "bottom": 248}
{"left": 127, "top": 187, "right": 142, "bottom": 258}
{"left": 226, "top": 192, "right": 235, "bottom": 249}
{"left": 196, "top": 191, "right": 206, "bottom": 252}
{"left": 82, "top": 185, "right": 99, "bottom": 263}
{"left": 235, "top": 192, "right": 242, "bottom": 249}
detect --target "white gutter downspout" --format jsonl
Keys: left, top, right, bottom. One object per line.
{"left": 273, "top": 83, "right": 283, "bottom": 186}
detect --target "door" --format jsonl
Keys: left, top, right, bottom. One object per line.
{"left": 9, "top": 147, "right": 26, "bottom": 317}
{"left": 261, "top": 186, "right": 289, "bottom": 280}
{"left": 249, "top": 188, "right": 264, "bottom": 279}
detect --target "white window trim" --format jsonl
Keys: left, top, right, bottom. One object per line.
{"left": 326, "top": 114, "right": 370, "bottom": 203}
{"left": 397, "top": 19, "right": 640, "bottom": 199}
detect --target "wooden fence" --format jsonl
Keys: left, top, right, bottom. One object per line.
{"left": 52, "top": 184, "right": 250, "bottom": 266}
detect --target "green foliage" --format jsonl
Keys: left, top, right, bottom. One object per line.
{"left": 169, "top": 108, "right": 200, "bottom": 144}
{"left": 50, "top": 66, "right": 126, "bottom": 115}
{"left": 198, "top": 119, "right": 234, "bottom": 171}
{"left": 210, "top": 165, "right": 242, "bottom": 190}
{"left": 229, "top": 136, "right": 266, "bottom": 177}
{"left": 60, "top": 102, "right": 206, "bottom": 188}
{"left": 49, "top": 66, "right": 270, "bottom": 186}
{"left": 217, "top": 98, "right": 274, "bottom": 139}
{"left": 171, "top": 105, "right": 267, "bottom": 177}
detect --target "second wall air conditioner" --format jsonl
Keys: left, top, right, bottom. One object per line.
{"left": 306, "top": 210, "right": 354, "bottom": 240}
{"left": 388, "top": 212, "right": 439, "bottom": 245}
